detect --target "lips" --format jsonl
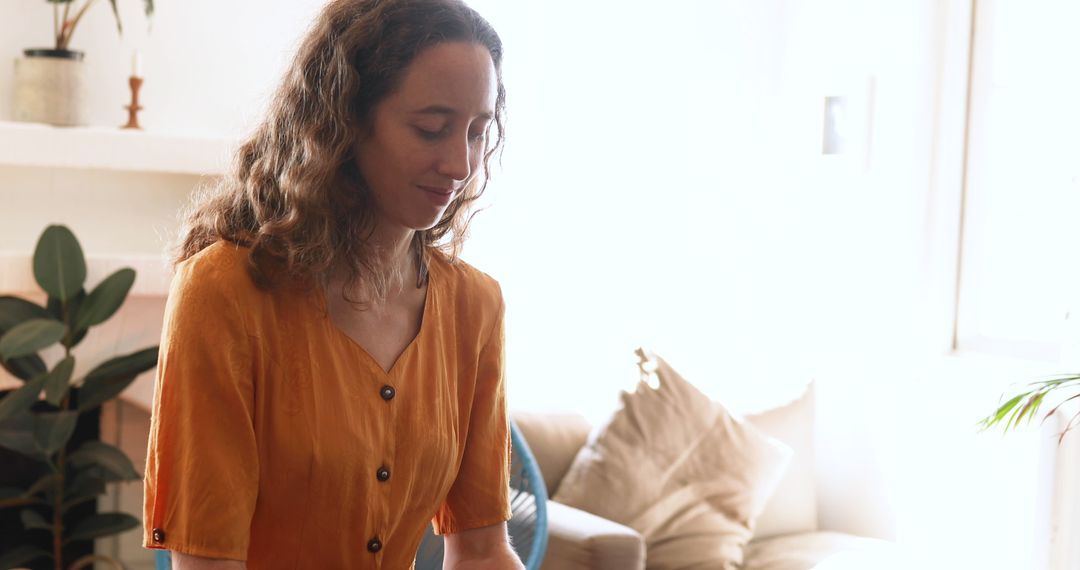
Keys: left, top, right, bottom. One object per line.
{"left": 419, "top": 185, "right": 455, "bottom": 206}
{"left": 418, "top": 185, "right": 454, "bottom": 196}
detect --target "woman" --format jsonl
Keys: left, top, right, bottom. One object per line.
{"left": 141, "top": 1, "right": 522, "bottom": 568}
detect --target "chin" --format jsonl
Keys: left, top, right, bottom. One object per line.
{"left": 414, "top": 210, "right": 453, "bottom": 231}
{"left": 404, "top": 216, "right": 446, "bottom": 233}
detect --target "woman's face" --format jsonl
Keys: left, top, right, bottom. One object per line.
{"left": 355, "top": 41, "right": 497, "bottom": 234}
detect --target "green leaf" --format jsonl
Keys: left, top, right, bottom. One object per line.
{"left": 33, "top": 225, "right": 86, "bottom": 303}
{"left": 47, "top": 290, "right": 88, "bottom": 348}
{"left": 0, "top": 545, "right": 51, "bottom": 569}
{"left": 107, "top": 0, "right": 123, "bottom": 34}
{"left": 2, "top": 353, "right": 48, "bottom": 382}
{"left": 75, "top": 269, "right": 135, "bottom": 330}
{"left": 43, "top": 356, "right": 75, "bottom": 407}
{"left": 78, "top": 346, "right": 158, "bottom": 411}
{"left": 0, "top": 296, "right": 51, "bottom": 333}
{"left": 993, "top": 393, "right": 1027, "bottom": 421}
{"left": 20, "top": 509, "right": 51, "bottom": 531}
{"left": 33, "top": 411, "right": 77, "bottom": 456}
{"left": 981, "top": 391, "right": 1029, "bottom": 431}
{"left": 61, "top": 494, "right": 98, "bottom": 514}
{"left": 67, "top": 328, "right": 88, "bottom": 349}
{"left": 68, "top": 441, "right": 139, "bottom": 482}
{"left": 0, "top": 297, "right": 51, "bottom": 378}
{"left": 0, "top": 413, "right": 42, "bottom": 458}
{"left": 65, "top": 467, "right": 106, "bottom": 502}
{"left": 1019, "top": 392, "right": 1048, "bottom": 426}
{"left": 25, "top": 473, "right": 61, "bottom": 499}
{"left": 0, "top": 372, "right": 48, "bottom": 421}
{"left": 65, "top": 512, "right": 140, "bottom": 543}
{"left": 0, "top": 318, "right": 66, "bottom": 360}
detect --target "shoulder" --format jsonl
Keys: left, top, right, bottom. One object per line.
{"left": 428, "top": 251, "right": 504, "bottom": 330}
{"left": 170, "top": 241, "right": 262, "bottom": 306}
{"left": 430, "top": 251, "right": 502, "bottom": 302}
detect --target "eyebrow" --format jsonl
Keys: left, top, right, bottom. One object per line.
{"left": 412, "top": 105, "right": 493, "bottom": 121}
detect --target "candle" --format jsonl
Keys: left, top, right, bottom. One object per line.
{"left": 132, "top": 50, "right": 143, "bottom": 77}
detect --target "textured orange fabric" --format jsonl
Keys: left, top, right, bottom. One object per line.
{"left": 142, "top": 241, "right": 512, "bottom": 568}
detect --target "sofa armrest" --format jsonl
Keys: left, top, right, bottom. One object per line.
{"left": 540, "top": 500, "right": 645, "bottom": 570}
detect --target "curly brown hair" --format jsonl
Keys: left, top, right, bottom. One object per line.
{"left": 174, "top": 0, "right": 505, "bottom": 301}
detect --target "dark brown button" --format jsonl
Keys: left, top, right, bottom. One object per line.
{"left": 380, "top": 385, "right": 395, "bottom": 401}
{"left": 367, "top": 537, "right": 382, "bottom": 553}
{"left": 376, "top": 467, "right": 390, "bottom": 482}
{"left": 152, "top": 528, "right": 166, "bottom": 544}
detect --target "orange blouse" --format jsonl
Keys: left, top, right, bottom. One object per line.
{"left": 142, "top": 241, "right": 512, "bottom": 569}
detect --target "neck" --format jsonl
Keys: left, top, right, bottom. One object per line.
{"left": 368, "top": 223, "right": 417, "bottom": 278}
{"left": 326, "top": 222, "right": 426, "bottom": 303}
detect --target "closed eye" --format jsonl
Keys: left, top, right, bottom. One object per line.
{"left": 415, "top": 126, "right": 447, "bottom": 140}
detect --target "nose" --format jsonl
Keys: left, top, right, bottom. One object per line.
{"left": 436, "top": 134, "right": 473, "bottom": 182}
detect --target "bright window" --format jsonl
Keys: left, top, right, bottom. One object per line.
{"left": 957, "top": 0, "right": 1080, "bottom": 361}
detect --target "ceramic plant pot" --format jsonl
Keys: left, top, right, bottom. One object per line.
{"left": 13, "top": 49, "right": 88, "bottom": 127}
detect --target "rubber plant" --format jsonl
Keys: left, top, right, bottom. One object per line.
{"left": 47, "top": 0, "right": 155, "bottom": 51}
{"left": 0, "top": 225, "right": 158, "bottom": 570}
{"left": 980, "top": 375, "right": 1080, "bottom": 442}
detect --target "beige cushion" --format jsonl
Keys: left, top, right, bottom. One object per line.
{"left": 512, "top": 411, "right": 592, "bottom": 496}
{"left": 744, "top": 531, "right": 899, "bottom": 570}
{"left": 552, "top": 352, "right": 792, "bottom": 569}
{"left": 745, "top": 382, "right": 818, "bottom": 540}
{"left": 541, "top": 500, "right": 646, "bottom": 570}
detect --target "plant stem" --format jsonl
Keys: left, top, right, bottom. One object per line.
{"left": 60, "top": 1, "right": 74, "bottom": 50}
{"left": 65, "top": 0, "right": 102, "bottom": 50}
{"left": 53, "top": 463, "right": 63, "bottom": 570}
{"left": 53, "top": 303, "right": 75, "bottom": 570}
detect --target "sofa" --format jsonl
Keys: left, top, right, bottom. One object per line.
{"left": 511, "top": 366, "right": 899, "bottom": 570}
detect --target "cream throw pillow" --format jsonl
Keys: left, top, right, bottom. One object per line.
{"left": 553, "top": 352, "right": 792, "bottom": 569}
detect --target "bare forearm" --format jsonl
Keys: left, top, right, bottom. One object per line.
{"left": 443, "top": 522, "right": 525, "bottom": 570}
{"left": 171, "top": 551, "right": 246, "bottom": 570}
{"left": 444, "top": 549, "right": 525, "bottom": 570}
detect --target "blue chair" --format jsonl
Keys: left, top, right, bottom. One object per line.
{"left": 155, "top": 419, "right": 548, "bottom": 569}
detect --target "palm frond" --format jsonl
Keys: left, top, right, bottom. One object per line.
{"left": 981, "top": 374, "right": 1080, "bottom": 437}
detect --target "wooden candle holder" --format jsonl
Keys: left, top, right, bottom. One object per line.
{"left": 122, "top": 76, "right": 143, "bottom": 130}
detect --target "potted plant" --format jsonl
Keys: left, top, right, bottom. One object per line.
{"left": 14, "top": 0, "right": 154, "bottom": 126}
{"left": 981, "top": 375, "right": 1080, "bottom": 440}
{"left": 0, "top": 225, "right": 158, "bottom": 570}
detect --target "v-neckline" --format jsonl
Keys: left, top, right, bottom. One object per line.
{"left": 319, "top": 261, "right": 436, "bottom": 377}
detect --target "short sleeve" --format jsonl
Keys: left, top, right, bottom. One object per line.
{"left": 142, "top": 254, "right": 259, "bottom": 560}
{"left": 431, "top": 291, "right": 513, "bottom": 534}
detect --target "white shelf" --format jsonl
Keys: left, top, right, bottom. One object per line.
{"left": 0, "top": 120, "right": 233, "bottom": 176}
